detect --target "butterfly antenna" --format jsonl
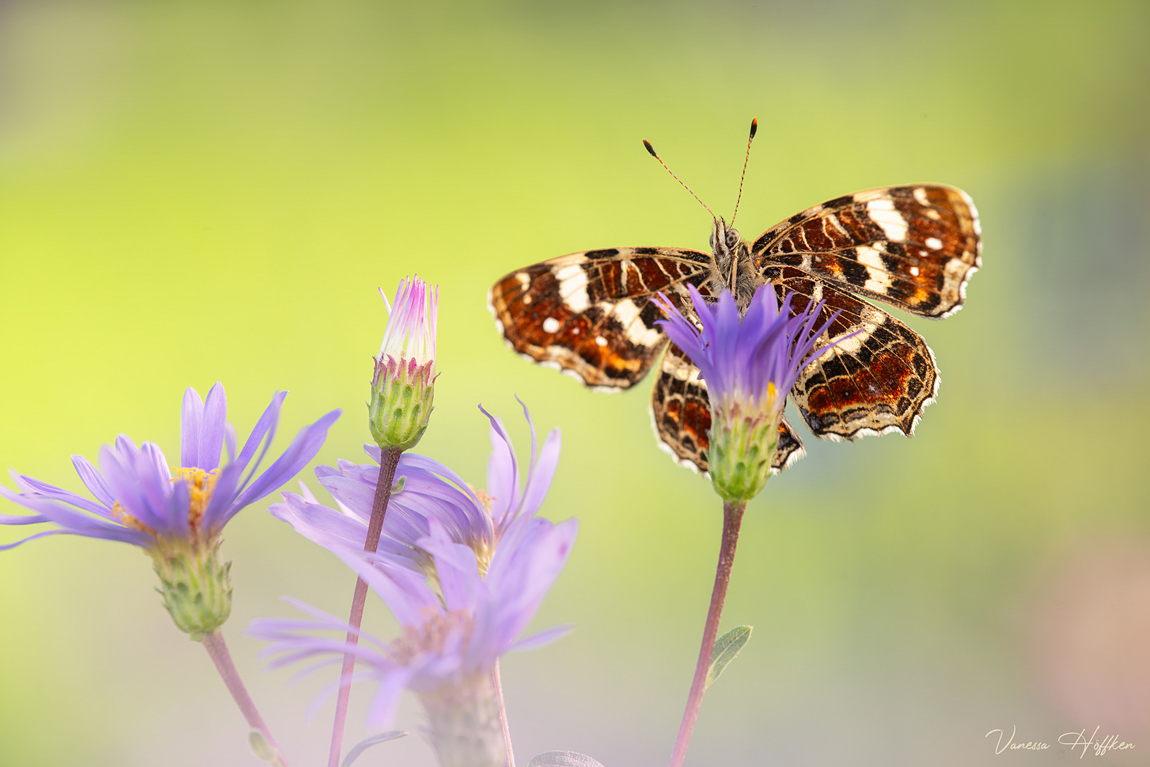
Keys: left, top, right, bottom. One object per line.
{"left": 729, "top": 117, "right": 757, "bottom": 228}
{"left": 643, "top": 139, "right": 716, "bottom": 220}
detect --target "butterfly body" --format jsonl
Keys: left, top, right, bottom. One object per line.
{"left": 489, "top": 183, "right": 981, "bottom": 475}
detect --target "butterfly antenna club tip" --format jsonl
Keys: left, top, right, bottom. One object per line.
{"left": 642, "top": 136, "right": 715, "bottom": 220}
{"left": 731, "top": 118, "right": 759, "bottom": 227}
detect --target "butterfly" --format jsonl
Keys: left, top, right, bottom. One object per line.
{"left": 488, "top": 124, "right": 982, "bottom": 474}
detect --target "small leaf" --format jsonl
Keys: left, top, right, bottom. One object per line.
{"left": 248, "top": 731, "right": 281, "bottom": 765}
{"left": 391, "top": 476, "right": 406, "bottom": 494}
{"left": 528, "top": 751, "right": 607, "bottom": 767}
{"left": 705, "top": 625, "right": 753, "bottom": 689}
{"left": 341, "top": 731, "right": 408, "bottom": 767}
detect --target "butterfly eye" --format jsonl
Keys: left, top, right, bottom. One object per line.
{"left": 726, "top": 229, "right": 740, "bottom": 248}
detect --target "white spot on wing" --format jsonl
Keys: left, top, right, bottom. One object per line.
{"left": 542, "top": 317, "right": 560, "bottom": 334}
{"left": 611, "top": 299, "right": 662, "bottom": 347}
{"left": 909, "top": 266, "right": 920, "bottom": 276}
{"left": 555, "top": 264, "right": 591, "bottom": 312}
{"left": 913, "top": 187, "right": 930, "bottom": 205}
{"left": 856, "top": 246, "right": 893, "bottom": 294}
{"left": 924, "top": 237, "right": 943, "bottom": 250}
{"left": 595, "top": 336, "right": 607, "bottom": 346}
{"left": 866, "top": 198, "right": 908, "bottom": 242}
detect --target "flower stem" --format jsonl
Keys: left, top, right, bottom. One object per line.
{"left": 201, "top": 630, "right": 292, "bottom": 767}
{"left": 492, "top": 659, "right": 516, "bottom": 767}
{"left": 327, "top": 447, "right": 404, "bottom": 767}
{"left": 668, "top": 501, "right": 746, "bottom": 767}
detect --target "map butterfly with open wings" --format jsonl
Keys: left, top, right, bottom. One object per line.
{"left": 489, "top": 121, "right": 982, "bottom": 474}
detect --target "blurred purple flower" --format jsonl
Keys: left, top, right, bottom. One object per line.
{"left": 272, "top": 401, "right": 561, "bottom": 575}
{"left": 250, "top": 512, "right": 578, "bottom": 730}
{"left": 0, "top": 382, "right": 341, "bottom": 552}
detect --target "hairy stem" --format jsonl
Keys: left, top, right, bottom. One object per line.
{"left": 668, "top": 501, "right": 746, "bottom": 767}
{"left": 202, "top": 630, "right": 292, "bottom": 767}
{"left": 327, "top": 447, "right": 403, "bottom": 767}
{"left": 492, "top": 660, "right": 516, "bottom": 767}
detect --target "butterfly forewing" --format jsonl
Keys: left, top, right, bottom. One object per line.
{"left": 753, "top": 185, "right": 982, "bottom": 319}
{"left": 488, "top": 247, "right": 714, "bottom": 391}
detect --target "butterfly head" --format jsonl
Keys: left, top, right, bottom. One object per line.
{"left": 709, "top": 217, "right": 742, "bottom": 257}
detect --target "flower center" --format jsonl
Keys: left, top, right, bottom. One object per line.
{"left": 389, "top": 609, "right": 474, "bottom": 665}
{"left": 171, "top": 466, "right": 220, "bottom": 534}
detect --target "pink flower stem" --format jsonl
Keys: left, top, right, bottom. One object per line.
{"left": 668, "top": 501, "right": 746, "bottom": 767}
{"left": 201, "top": 630, "right": 292, "bottom": 767}
{"left": 327, "top": 447, "right": 404, "bottom": 767}
{"left": 492, "top": 659, "right": 516, "bottom": 767}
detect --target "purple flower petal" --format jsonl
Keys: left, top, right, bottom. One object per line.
{"left": 228, "top": 409, "right": 342, "bottom": 522}
{"left": 13, "top": 472, "right": 114, "bottom": 519}
{"left": 508, "top": 623, "right": 574, "bottom": 652}
{"left": 199, "top": 461, "right": 244, "bottom": 533}
{"left": 181, "top": 388, "right": 204, "bottom": 468}
{"left": 234, "top": 390, "right": 288, "bottom": 488}
{"left": 70, "top": 455, "right": 116, "bottom": 508}
{"left": 198, "top": 382, "right": 227, "bottom": 471}
{"left": 517, "top": 426, "right": 561, "bottom": 526}
{"left": 366, "top": 668, "right": 415, "bottom": 729}
{"left": 480, "top": 406, "right": 519, "bottom": 525}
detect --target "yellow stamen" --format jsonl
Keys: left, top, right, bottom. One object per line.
{"left": 110, "top": 501, "right": 157, "bottom": 535}
{"left": 170, "top": 466, "right": 220, "bottom": 535}
{"left": 466, "top": 483, "right": 496, "bottom": 513}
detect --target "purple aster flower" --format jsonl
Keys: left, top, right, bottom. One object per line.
{"left": 655, "top": 284, "right": 846, "bottom": 502}
{"left": 0, "top": 383, "right": 341, "bottom": 638}
{"left": 250, "top": 512, "right": 577, "bottom": 764}
{"left": 271, "top": 401, "right": 561, "bottom": 581}
{"left": 369, "top": 275, "right": 439, "bottom": 451}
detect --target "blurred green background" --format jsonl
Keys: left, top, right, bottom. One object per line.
{"left": 2, "top": 1, "right": 1148, "bottom": 765}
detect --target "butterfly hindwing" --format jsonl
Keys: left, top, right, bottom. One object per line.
{"left": 650, "top": 342, "right": 806, "bottom": 474}
{"left": 488, "top": 248, "right": 714, "bottom": 391}
{"left": 753, "top": 185, "right": 982, "bottom": 319}
{"left": 765, "top": 269, "right": 939, "bottom": 440}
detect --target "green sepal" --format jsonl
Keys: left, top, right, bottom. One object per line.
{"left": 368, "top": 362, "right": 434, "bottom": 451}
{"left": 150, "top": 541, "right": 233, "bottom": 641}
{"left": 707, "top": 409, "right": 778, "bottom": 504}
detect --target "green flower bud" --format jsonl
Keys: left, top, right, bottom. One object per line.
{"left": 370, "top": 276, "right": 438, "bottom": 451}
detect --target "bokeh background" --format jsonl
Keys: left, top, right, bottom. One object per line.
{"left": 1, "top": 1, "right": 1148, "bottom": 765}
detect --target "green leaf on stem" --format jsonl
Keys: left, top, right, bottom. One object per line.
{"left": 705, "top": 625, "right": 753, "bottom": 689}
{"left": 341, "top": 731, "right": 408, "bottom": 767}
{"left": 528, "top": 751, "right": 607, "bottom": 767}
{"left": 248, "top": 731, "right": 282, "bottom": 765}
